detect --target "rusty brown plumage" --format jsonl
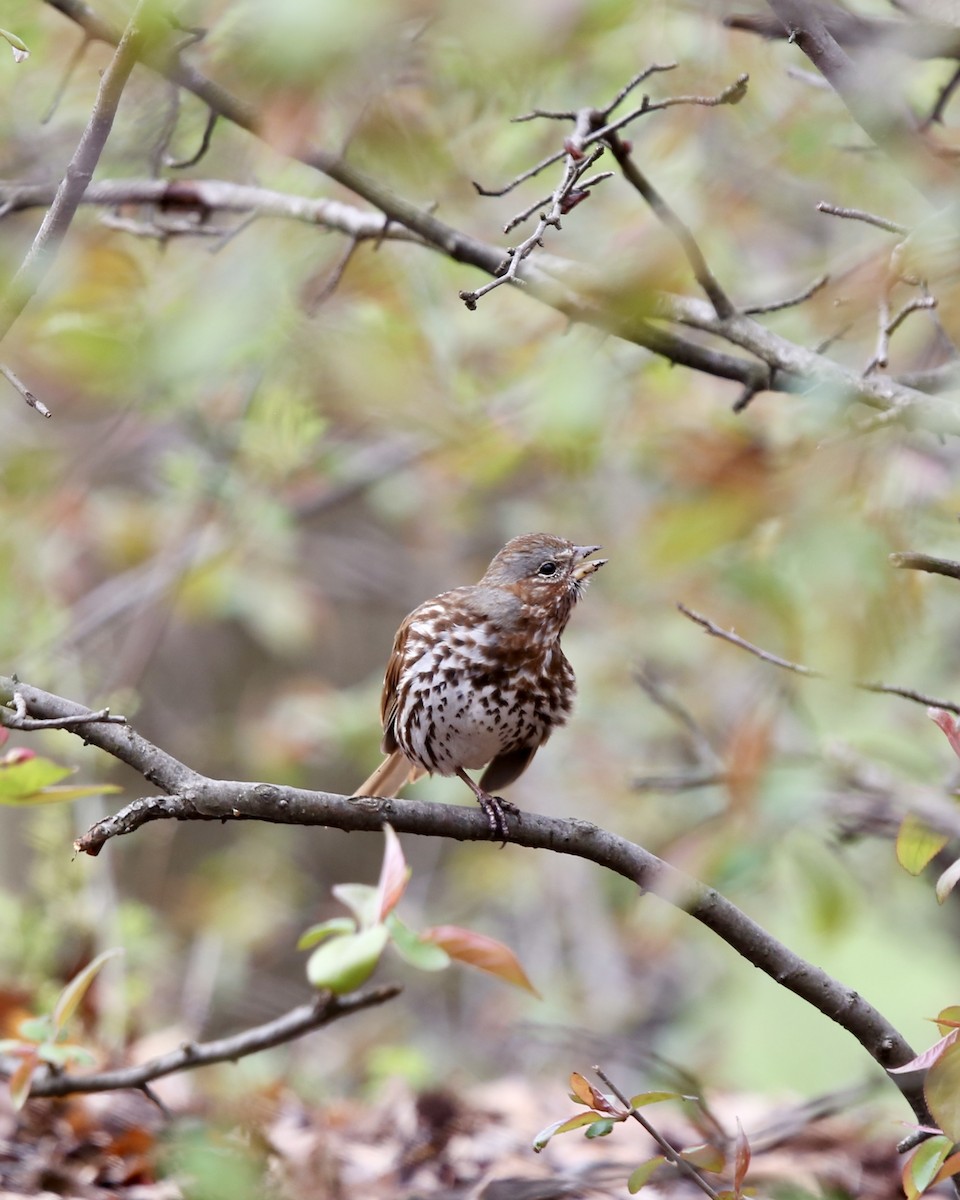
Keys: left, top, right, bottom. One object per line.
{"left": 354, "top": 533, "right": 607, "bottom": 839}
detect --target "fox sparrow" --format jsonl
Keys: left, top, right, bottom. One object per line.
{"left": 354, "top": 532, "right": 607, "bottom": 839}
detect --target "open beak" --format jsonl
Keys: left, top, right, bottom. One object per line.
{"left": 572, "top": 545, "right": 608, "bottom": 581}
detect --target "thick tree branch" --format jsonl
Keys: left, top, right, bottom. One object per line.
{"left": 22, "top": 985, "right": 400, "bottom": 1098}
{"left": 1, "top": 675, "right": 933, "bottom": 1131}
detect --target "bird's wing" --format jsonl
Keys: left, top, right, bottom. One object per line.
{"left": 479, "top": 744, "right": 538, "bottom": 793}
{"left": 379, "top": 614, "right": 411, "bottom": 753}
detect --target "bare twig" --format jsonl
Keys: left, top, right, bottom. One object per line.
{"left": 923, "top": 62, "right": 960, "bottom": 128}
{"left": 743, "top": 274, "right": 829, "bottom": 315}
{"left": 41, "top": 32, "right": 91, "bottom": 124}
{"left": 2, "top": 688, "right": 127, "bottom": 731}
{"left": 677, "top": 603, "right": 960, "bottom": 714}
{"left": 887, "top": 294, "right": 937, "bottom": 337}
{"left": 817, "top": 202, "right": 908, "bottom": 235}
{"left": 890, "top": 551, "right": 960, "bottom": 581}
{"left": 593, "top": 1066, "right": 721, "bottom": 1200}
{"left": 0, "top": 0, "right": 153, "bottom": 349}
{"left": 22, "top": 986, "right": 400, "bottom": 1098}
{"left": 602, "top": 130, "right": 735, "bottom": 319}
{"left": 301, "top": 237, "right": 361, "bottom": 313}
{"left": 167, "top": 107, "right": 218, "bottom": 168}
{"left": 0, "top": 363, "right": 51, "bottom": 417}
{"left": 460, "top": 142, "right": 611, "bottom": 309}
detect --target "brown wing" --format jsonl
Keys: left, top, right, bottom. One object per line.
{"left": 479, "top": 744, "right": 538, "bottom": 793}
{"left": 379, "top": 614, "right": 412, "bottom": 754}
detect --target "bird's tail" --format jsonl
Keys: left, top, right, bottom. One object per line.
{"left": 352, "top": 750, "right": 425, "bottom": 798}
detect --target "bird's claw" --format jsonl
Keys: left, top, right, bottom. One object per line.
{"left": 478, "top": 792, "right": 520, "bottom": 846}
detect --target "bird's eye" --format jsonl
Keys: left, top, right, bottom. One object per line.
{"left": 537, "top": 561, "right": 558, "bottom": 577}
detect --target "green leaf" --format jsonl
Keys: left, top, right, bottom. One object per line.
{"left": 628, "top": 1090, "right": 688, "bottom": 1108}
{"left": 0, "top": 757, "right": 74, "bottom": 799}
{"left": 904, "top": 1135, "right": 952, "bottom": 1199}
{"left": 628, "top": 1158, "right": 664, "bottom": 1193}
{"left": 331, "top": 883, "right": 380, "bottom": 930}
{"left": 52, "top": 948, "right": 123, "bottom": 1035}
{"left": 926, "top": 1043, "right": 960, "bottom": 1142}
{"left": 37, "top": 1042, "right": 96, "bottom": 1067}
{"left": 0, "top": 782, "right": 123, "bottom": 806}
{"left": 0, "top": 28, "right": 29, "bottom": 62}
{"left": 532, "top": 1111, "right": 603, "bottom": 1151}
{"left": 585, "top": 1118, "right": 616, "bottom": 1138}
{"left": 15, "top": 1016, "right": 51, "bottom": 1043}
{"left": 296, "top": 917, "right": 356, "bottom": 950}
{"left": 306, "top": 924, "right": 388, "bottom": 994}
{"left": 680, "top": 1143, "right": 725, "bottom": 1172}
{"left": 386, "top": 913, "right": 450, "bottom": 971}
{"left": 896, "top": 812, "right": 949, "bottom": 875}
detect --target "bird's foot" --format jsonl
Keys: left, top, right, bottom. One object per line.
{"left": 477, "top": 791, "right": 520, "bottom": 845}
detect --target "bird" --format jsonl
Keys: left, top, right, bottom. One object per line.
{"left": 353, "top": 532, "right": 607, "bottom": 840}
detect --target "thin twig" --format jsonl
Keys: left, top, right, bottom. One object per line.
{"left": 167, "top": 107, "right": 218, "bottom": 168}
{"left": 41, "top": 33, "right": 91, "bottom": 124}
{"left": 886, "top": 294, "right": 937, "bottom": 337}
{"left": 923, "top": 62, "right": 960, "bottom": 129}
{"left": 743, "top": 274, "right": 829, "bottom": 315}
{"left": 593, "top": 1066, "right": 722, "bottom": 1200}
{"left": 0, "top": 0, "right": 153, "bottom": 349}
{"left": 634, "top": 665, "right": 719, "bottom": 766}
{"left": 0, "top": 363, "right": 51, "bottom": 417}
{"left": 2, "top": 690, "right": 127, "bottom": 730}
{"left": 301, "top": 237, "right": 361, "bottom": 313}
{"left": 677, "top": 603, "right": 960, "bottom": 714}
{"left": 23, "top": 986, "right": 400, "bottom": 1098}
{"left": 890, "top": 552, "right": 960, "bottom": 581}
{"left": 817, "top": 202, "right": 908, "bottom": 235}
{"left": 602, "top": 130, "right": 735, "bottom": 319}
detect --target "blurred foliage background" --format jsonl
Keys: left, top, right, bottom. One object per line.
{"left": 2, "top": 0, "right": 960, "bottom": 1125}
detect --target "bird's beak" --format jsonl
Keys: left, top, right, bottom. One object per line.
{"left": 572, "top": 545, "right": 608, "bottom": 580}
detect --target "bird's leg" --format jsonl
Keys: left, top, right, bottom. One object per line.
{"left": 455, "top": 768, "right": 519, "bottom": 844}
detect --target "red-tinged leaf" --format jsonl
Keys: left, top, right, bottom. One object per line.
{"left": 532, "top": 1111, "right": 603, "bottom": 1151}
{"left": 8, "top": 1050, "right": 38, "bottom": 1109}
{"left": 936, "top": 858, "right": 960, "bottom": 904}
{"left": 569, "top": 1071, "right": 593, "bottom": 1105}
{"left": 375, "top": 824, "right": 410, "bottom": 920}
{"left": 733, "top": 1118, "right": 751, "bottom": 1194}
{"left": 563, "top": 137, "right": 585, "bottom": 160}
{"left": 0, "top": 727, "right": 8, "bottom": 747}
{"left": 890, "top": 1029, "right": 959, "bottom": 1073}
{"left": 935, "top": 1007, "right": 960, "bottom": 1035}
{"left": 569, "top": 1070, "right": 606, "bottom": 1109}
{"left": 628, "top": 1157, "right": 664, "bottom": 1193}
{"left": 903, "top": 1135, "right": 952, "bottom": 1199}
{"left": 628, "top": 1090, "right": 689, "bottom": 1108}
{"left": 933, "top": 1149, "right": 960, "bottom": 1186}
{"left": 421, "top": 925, "right": 540, "bottom": 996}
{"left": 296, "top": 917, "right": 356, "bottom": 950}
{"left": 680, "top": 1143, "right": 725, "bottom": 1173}
{"left": 930, "top": 708, "right": 960, "bottom": 761}
{"left": 896, "top": 812, "right": 948, "bottom": 875}
{"left": 52, "top": 948, "right": 123, "bottom": 1035}
{"left": 306, "top": 924, "right": 388, "bottom": 994}
{"left": 926, "top": 1043, "right": 960, "bottom": 1141}
{"left": 724, "top": 712, "right": 773, "bottom": 812}
{"left": 0, "top": 745, "right": 30, "bottom": 762}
